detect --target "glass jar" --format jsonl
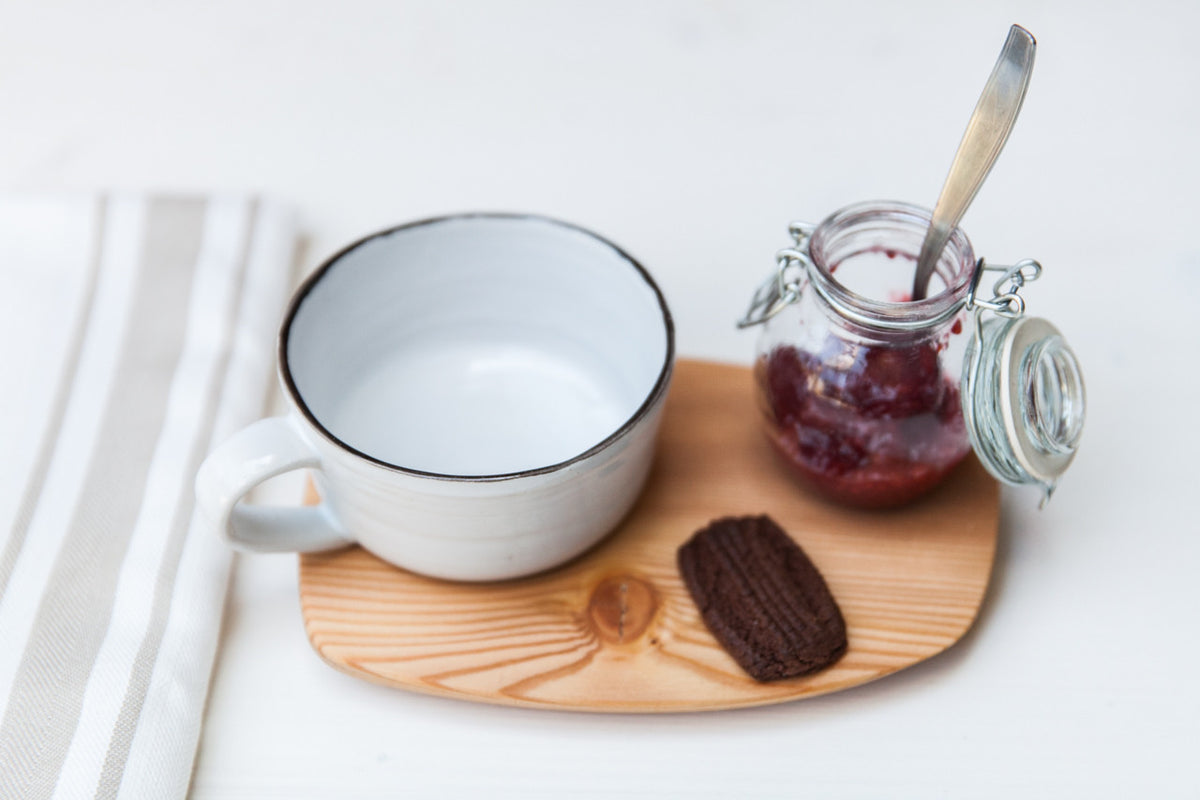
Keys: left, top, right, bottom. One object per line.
{"left": 740, "top": 200, "right": 1085, "bottom": 508}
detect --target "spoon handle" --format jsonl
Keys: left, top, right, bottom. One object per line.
{"left": 911, "top": 25, "right": 1036, "bottom": 300}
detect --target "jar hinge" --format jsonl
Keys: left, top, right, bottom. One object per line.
{"left": 736, "top": 221, "right": 816, "bottom": 329}
{"left": 965, "top": 257, "right": 1042, "bottom": 318}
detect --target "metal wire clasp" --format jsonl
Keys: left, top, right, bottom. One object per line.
{"left": 965, "top": 257, "right": 1042, "bottom": 317}
{"left": 963, "top": 257, "right": 1043, "bottom": 396}
{"left": 737, "top": 222, "right": 815, "bottom": 329}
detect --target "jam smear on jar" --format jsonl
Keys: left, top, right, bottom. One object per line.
{"left": 759, "top": 338, "right": 970, "bottom": 508}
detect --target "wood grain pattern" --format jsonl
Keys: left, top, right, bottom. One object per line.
{"left": 298, "top": 359, "right": 1000, "bottom": 712}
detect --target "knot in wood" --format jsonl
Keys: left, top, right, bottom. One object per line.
{"left": 586, "top": 575, "right": 657, "bottom": 645}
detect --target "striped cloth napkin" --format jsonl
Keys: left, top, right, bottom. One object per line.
{"left": 0, "top": 195, "right": 294, "bottom": 799}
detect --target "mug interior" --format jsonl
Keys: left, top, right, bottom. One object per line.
{"left": 283, "top": 214, "right": 673, "bottom": 478}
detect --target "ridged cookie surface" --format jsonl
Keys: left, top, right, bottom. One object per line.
{"left": 677, "top": 515, "right": 847, "bottom": 682}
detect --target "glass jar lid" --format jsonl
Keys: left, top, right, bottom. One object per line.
{"left": 960, "top": 262, "right": 1086, "bottom": 505}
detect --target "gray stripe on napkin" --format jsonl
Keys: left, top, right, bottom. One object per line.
{"left": 94, "top": 200, "right": 257, "bottom": 800}
{"left": 0, "top": 198, "right": 207, "bottom": 800}
{"left": 0, "top": 198, "right": 107, "bottom": 604}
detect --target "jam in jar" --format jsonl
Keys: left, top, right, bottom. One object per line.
{"left": 750, "top": 202, "right": 975, "bottom": 507}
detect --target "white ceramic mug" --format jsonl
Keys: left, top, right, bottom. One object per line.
{"left": 195, "top": 213, "right": 674, "bottom": 581}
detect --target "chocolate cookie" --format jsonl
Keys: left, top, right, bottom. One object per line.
{"left": 677, "top": 515, "right": 847, "bottom": 681}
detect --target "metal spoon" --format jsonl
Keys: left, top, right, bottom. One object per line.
{"left": 911, "top": 25, "right": 1036, "bottom": 301}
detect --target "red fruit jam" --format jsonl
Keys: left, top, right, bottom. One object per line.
{"left": 759, "top": 338, "right": 970, "bottom": 508}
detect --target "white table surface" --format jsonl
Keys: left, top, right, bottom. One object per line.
{"left": 4, "top": 1, "right": 1198, "bottom": 797}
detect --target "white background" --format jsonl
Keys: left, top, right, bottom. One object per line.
{"left": 3, "top": 1, "right": 1198, "bottom": 797}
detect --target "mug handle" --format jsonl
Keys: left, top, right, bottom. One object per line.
{"left": 195, "top": 416, "right": 352, "bottom": 553}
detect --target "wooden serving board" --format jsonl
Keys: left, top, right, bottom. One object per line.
{"left": 298, "top": 359, "right": 1000, "bottom": 712}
